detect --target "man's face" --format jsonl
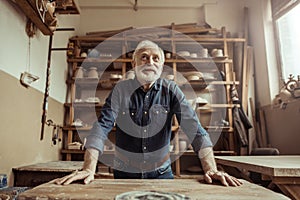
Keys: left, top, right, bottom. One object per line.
{"left": 133, "top": 47, "right": 164, "bottom": 84}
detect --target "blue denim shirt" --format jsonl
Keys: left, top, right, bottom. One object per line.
{"left": 85, "top": 78, "right": 213, "bottom": 170}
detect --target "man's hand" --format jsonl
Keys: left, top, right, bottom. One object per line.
{"left": 55, "top": 169, "right": 94, "bottom": 185}
{"left": 198, "top": 147, "right": 243, "bottom": 187}
{"left": 55, "top": 148, "right": 99, "bottom": 185}
{"left": 204, "top": 170, "right": 243, "bottom": 187}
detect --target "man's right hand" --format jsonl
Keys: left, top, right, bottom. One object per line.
{"left": 55, "top": 148, "right": 99, "bottom": 185}
{"left": 55, "top": 169, "right": 94, "bottom": 185}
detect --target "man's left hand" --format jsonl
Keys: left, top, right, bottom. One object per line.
{"left": 204, "top": 170, "right": 243, "bottom": 186}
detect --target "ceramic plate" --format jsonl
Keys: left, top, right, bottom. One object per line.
{"left": 115, "top": 191, "right": 190, "bottom": 200}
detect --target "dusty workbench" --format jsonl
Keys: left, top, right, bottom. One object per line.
{"left": 17, "top": 178, "right": 289, "bottom": 200}
{"left": 215, "top": 155, "right": 300, "bottom": 200}
{"left": 13, "top": 161, "right": 83, "bottom": 187}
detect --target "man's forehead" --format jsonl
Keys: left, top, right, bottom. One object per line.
{"left": 137, "top": 47, "right": 161, "bottom": 55}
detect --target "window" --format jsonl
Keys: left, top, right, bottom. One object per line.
{"left": 274, "top": 2, "right": 300, "bottom": 80}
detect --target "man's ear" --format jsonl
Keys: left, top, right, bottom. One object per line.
{"left": 131, "top": 61, "right": 136, "bottom": 68}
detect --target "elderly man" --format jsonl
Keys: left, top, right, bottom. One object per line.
{"left": 56, "top": 40, "right": 242, "bottom": 186}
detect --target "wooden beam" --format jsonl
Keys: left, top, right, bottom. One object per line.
{"left": 15, "top": 0, "right": 53, "bottom": 35}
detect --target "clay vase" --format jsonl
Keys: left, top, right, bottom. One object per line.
{"left": 87, "top": 67, "right": 98, "bottom": 79}
{"left": 46, "top": 1, "right": 56, "bottom": 18}
{"left": 75, "top": 67, "right": 84, "bottom": 78}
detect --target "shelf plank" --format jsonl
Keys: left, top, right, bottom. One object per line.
{"left": 63, "top": 125, "right": 178, "bottom": 132}
{"left": 167, "top": 58, "right": 233, "bottom": 63}
{"left": 62, "top": 126, "right": 93, "bottom": 131}
{"left": 67, "top": 58, "right": 132, "bottom": 63}
{"left": 181, "top": 150, "right": 235, "bottom": 156}
{"left": 67, "top": 57, "right": 232, "bottom": 64}
{"left": 61, "top": 149, "right": 85, "bottom": 154}
{"left": 61, "top": 149, "right": 235, "bottom": 156}
{"left": 69, "top": 36, "right": 246, "bottom": 43}
{"left": 55, "top": 0, "right": 80, "bottom": 14}
{"left": 64, "top": 102, "right": 104, "bottom": 108}
{"left": 205, "top": 126, "right": 234, "bottom": 132}
{"left": 198, "top": 104, "right": 239, "bottom": 109}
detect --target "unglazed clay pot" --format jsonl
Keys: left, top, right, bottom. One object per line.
{"left": 46, "top": 1, "right": 56, "bottom": 17}
{"left": 87, "top": 67, "right": 98, "bottom": 79}
{"left": 75, "top": 67, "right": 84, "bottom": 78}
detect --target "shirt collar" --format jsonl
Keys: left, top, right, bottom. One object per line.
{"left": 133, "top": 77, "right": 161, "bottom": 91}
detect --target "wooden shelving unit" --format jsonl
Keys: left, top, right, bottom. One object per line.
{"left": 62, "top": 26, "right": 246, "bottom": 175}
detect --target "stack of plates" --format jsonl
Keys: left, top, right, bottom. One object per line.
{"left": 183, "top": 71, "right": 204, "bottom": 81}
{"left": 177, "top": 51, "right": 190, "bottom": 57}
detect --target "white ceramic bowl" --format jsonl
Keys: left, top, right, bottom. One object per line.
{"left": 177, "top": 51, "right": 190, "bottom": 57}
{"left": 187, "top": 75, "right": 200, "bottom": 81}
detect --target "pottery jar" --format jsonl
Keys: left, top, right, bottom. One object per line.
{"left": 75, "top": 67, "right": 84, "bottom": 78}
{"left": 87, "top": 67, "right": 98, "bottom": 79}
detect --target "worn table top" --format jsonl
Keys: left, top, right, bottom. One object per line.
{"left": 215, "top": 156, "right": 300, "bottom": 177}
{"left": 13, "top": 161, "right": 83, "bottom": 172}
{"left": 17, "top": 178, "right": 289, "bottom": 200}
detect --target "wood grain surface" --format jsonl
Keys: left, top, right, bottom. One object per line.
{"left": 215, "top": 156, "right": 300, "bottom": 177}
{"left": 17, "top": 178, "right": 289, "bottom": 200}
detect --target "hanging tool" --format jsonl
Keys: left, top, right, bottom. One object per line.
{"left": 52, "top": 125, "right": 57, "bottom": 145}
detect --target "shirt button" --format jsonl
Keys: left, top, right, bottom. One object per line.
{"left": 146, "top": 95, "right": 149, "bottom": 98}
{"left": 131, "top": 112, "right": 134, "bottom": 116}
{"left": 144, "top": 129, "right": 147, "bottom": 133}
{"left": 144, "top": 111, "right": 147, "bottom": 115}
{"left": 143, "top": 146, "right": 147, "bottom": 150}
{"left": 143, "top": 161, "right": 146, "bottom": 163}
{"left": 122, "top": 111, "right": 125, "bottom": 115}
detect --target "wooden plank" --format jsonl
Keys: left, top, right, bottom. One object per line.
{"left": 215, "top": 155, "right": 300, "bottom": 199}
{"left": 18, "top": 179, "right": 289, "bottom": 200}
{"left": 249, "top": 97, "right": 262, "bottom": 147}
{"left": 14, "top": 0, "right": 53, "bottom": 35}
{"left": 242, "top": 46, "right": 253, "bottom": 112}
{"left": 13, "top": 161, "right": 83, "bottom": 172}
{"left": 234, "top": 32, "right": 244, "bottom": 88}
{"left": 276, "top": 184, "right": 300, "bottom": 200}
{"left": 13, "top": 161, "right": 83, "bottom": 187}
{"left": 241, "top": 7, "right": 249, "bottom": 112}
{"left": 55, "top": 0, "right": 80, "bottom": 14}
{"left": 259, "top": 109, "right": 268, "bottom": 147}
{"left": 86, "top": 27, "right": 133, "bottom": 36}
{"left": 215, "top": 156, "right": 300, "bottom": 177}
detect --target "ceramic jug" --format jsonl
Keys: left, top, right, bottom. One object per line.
{"left": 46, "top": 1, "right": 56, "bottom": 18}
{"left": 75, "top": 67, "right": 84, "bottom": 78}
{"left": 87, "top": 67, "right": 98, "bottom": 79}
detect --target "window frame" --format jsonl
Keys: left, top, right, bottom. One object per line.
{"left": 272, "top": 0, "right": 300, "bottom": 84}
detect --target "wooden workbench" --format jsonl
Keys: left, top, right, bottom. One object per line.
{"left": 13, "top": 161, "right": 83, "bottom": 187}
{"left": 17, "top": 178, "right": 289, "bottom": 200}
{"left": 215, "top": 156, "right": 300, "bottom": 200}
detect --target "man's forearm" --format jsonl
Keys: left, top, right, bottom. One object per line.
{"left": 198, "top": 147, "right": 218, "bottom": 173}
{"left": 82, "top": 148, "right": 99, "bottom": 174}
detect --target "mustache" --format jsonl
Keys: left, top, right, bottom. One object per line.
{"left": 136, "top": 65, "right": 157, "bottom": 72}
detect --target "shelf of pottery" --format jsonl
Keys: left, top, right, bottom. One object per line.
{"left": 62, "top": 27, "right": 246, "bottom": 162}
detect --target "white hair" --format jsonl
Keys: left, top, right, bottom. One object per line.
{"left": 132, "top": 40, "right": 165, "bottom": 64}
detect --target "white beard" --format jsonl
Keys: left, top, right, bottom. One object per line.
{"left": 134, "top": 64, "right": 162, "bottom": 84}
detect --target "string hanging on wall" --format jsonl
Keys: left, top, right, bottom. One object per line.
{"left": 20, "top": 30, "right": 39, "bottom": 88}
